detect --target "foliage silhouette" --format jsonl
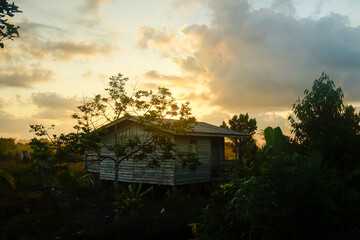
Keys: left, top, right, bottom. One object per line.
{"left": 72, "top": 73, "right": 197, "bottom": 194}
{"left": 198, "top": 73, "right": 360, "bottom": 239}
{"left": 0, "top": 168, "right": 15, "bottom": 189}
{"left": 0, "top": 0, "right": 21, "bottom": 48}
{"left": 198, "top": 125, "right": 360, "bottom": 239}
{"left": 220, "top": 113, "right": 258, "bottom": 165}
{"left": 30, "top": 73, "right": 198, "bottom": 195}
{"left": 289, "top": 72, "right": 360, "bottom": 171}
{"left": 114, "top": 183, "right": 153, "bottom": 221}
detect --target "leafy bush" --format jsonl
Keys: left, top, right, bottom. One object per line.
{"left": 114, "top": 183, "right": 153, "bottom": 221}
{"left": 198, "top": 127, "right": 360, "bottom": 239}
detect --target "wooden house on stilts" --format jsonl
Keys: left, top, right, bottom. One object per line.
{"left": 85, "top": 116, "right": 249, "bottom": 186}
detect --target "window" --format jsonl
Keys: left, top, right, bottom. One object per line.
{"left": 189, "top": 139, "right": 198, "bottom": 153}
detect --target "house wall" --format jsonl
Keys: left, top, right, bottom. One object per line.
{"left": 174, "top": 136, "right": 214, "bottom": 185}
{"left": 85, "top": 152, "right": 100, "bottom": 173}
{"left": 98, "top": 121, "right": 175, "bottom": 185}
{"left": 86, "top": 120, "right": 227, "bottom": 186}
{"left": 211, "top": 137, "right": 225, "bottom": 177}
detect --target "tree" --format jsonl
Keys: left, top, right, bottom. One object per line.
{"left": 0, "top": 138, "right": 19, "bottom": 191}
{"left": 198, "top": 126, "right": 360, "bottom": 239}
{"left": 72, "top": 73, "right": 197, "bottom": 194}
{"left": 0, "top": 0, "right": 21, "bottom": 48}
{"left": 0, "top": 168, "right": 15, "bottom": 190}
{"left": 289, "top": 72, "right": 360, "bottom": 171}
{"left": 29, "top": 125, "right": 85, "bottom": 175}
{"left": 220, "top": 113, "right": 258, "bottom": 165}
{"left": 0, "top": 138, "right": 17, "bottom": 160}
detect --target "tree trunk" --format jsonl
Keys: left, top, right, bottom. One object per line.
{"left": 238, "top": 140, "right": 243, "bottom": 165}
{"left": 236, "top": 138, "right": 244, "bottom": 166}
{"left": 114, "top": 158, "right": 120, "bottom": 195}
{"left": 234, "top": 138, "right": 239, "bottom": 163}
{"left": 114, "top": 121, "right": 120, "bottom": 195}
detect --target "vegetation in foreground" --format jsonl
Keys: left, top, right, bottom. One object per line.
{"left": 198, "top": 72, "right": 360, "bottom": 239}
{"left": 0, "top": 156, "right": 208, "bottom": 240}
{"left": 1, "top": 72, "right": 360, "bottom": 239}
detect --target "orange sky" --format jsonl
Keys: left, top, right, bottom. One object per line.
{"left": 1, "top": 0, "right": 360, "bottom": 142}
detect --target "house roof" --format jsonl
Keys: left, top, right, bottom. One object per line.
{"left": 187, "top": 121, "right": 249, "bottom": 138}
{"left": 105, "top": 116, "right": 250, "bottom": 138}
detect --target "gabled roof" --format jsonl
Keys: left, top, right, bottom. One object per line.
{"left": 188, "top": 121, "right": 249, "bottom": 138}
{"left": 105, "top": 116, "right": 249, "bottom": 138}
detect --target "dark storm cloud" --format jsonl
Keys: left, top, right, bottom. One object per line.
{"left": 139, "top": 0, "right": 360, "bottom": 112}
{"left": 200, "top": 0, "right": 360, "bottom": 110}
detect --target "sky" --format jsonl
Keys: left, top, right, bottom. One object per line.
{"left": 1, "top": 0, "right": 360, "bottom": 143}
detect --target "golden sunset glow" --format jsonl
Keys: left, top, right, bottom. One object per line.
{"left": 1, "top": 0, "right": 360, "bottom": 140}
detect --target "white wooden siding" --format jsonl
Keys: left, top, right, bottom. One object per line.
{"left": 174, "top": 136, "right": 211, "bottom": 185}
{"left": 87, "top": 120, "right": 227, "bottom": 186}
{"left": 98, "top": 121, "right": 175, "bottom": 185}
{"left": 85, "top": 155, "right": 100, "bottom": 173}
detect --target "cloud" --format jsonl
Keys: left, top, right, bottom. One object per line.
{"left": 271, "top": 0, "right": 296, "bottom": 16}
{"left": 0, "top": 64, "right": 53, "bottom": 88}
{"left": 0, "top": 95, "right": 28, "bottom": 109}
{"left": 140, "top": 0, "right": 360, "bottom": 112}
{"left": 82, "top": 70, "right": 94, "bottom": 79}
{"left": 31, "top": 92, "right": 78, "bottom": 109}
{"left": 0, "top": 98, "right": 5, "bottom": 109}
{"left": 11, "top": 19, "right": 116, "bottom": 61}
{"left": 172, "top": 56, "right": 205, "bottom": 73}
{"left": 80, "top": 0, "right": 111, "bottom": 11}
{"left": 144, "top": 70, "right": 193, "bottom": 88}
{"left": 179, "top": 23, "right": 208, "bottom": 36}
{"left": 0, "top": 92, "right": 79, "bottom": 138}
{"left": 136, "top": 27, "right": 178, "bottom": 52}
{"left": 21, "top": 39, "right": 116, "bottom": 61}
{"left": 0, "top": 110, "right": 32, "bottom": 139}
{"left": 0, "top": 109, "right": 76, "bottom": 139}
{"left": 203, "top": 2, "right": 360, "bottom": 110}
{"left": 138, "top": 82, "right": 159, "bottom": 90}
{"left": 199, "top": 111, "right": 230, "bottom": 126}
{"left": 136, "top": 26, "right": 202, "bottom": 55}
{"left": 34, "top": 110, "right": 74, "bottom": 120}
{"left": 178, "top": 91, "right": 212, "bottom": 102}
{"left": 145, "top": 70, "right": 183, "bottom": 81}
{"left": 19, "top": 18, "right": 64, "bottom": 36}
{"left": 255, "top": 111, "right": 292, "bottom": 137}
{"left": 31, "top": 92, "right": 79, "bottom": 119}
{"left": 173, "top": 0, "right": 206, "bottom": 12}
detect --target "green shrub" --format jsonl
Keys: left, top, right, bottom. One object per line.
{"left": 198, "top": 127, "right": 360, "bottom": 239}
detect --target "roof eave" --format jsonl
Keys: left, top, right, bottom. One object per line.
{"left": 178, "top": 132, "right": 251, "bottom": 138}
{"left": 104, "top": 116, "right": 250, "bottom": 138}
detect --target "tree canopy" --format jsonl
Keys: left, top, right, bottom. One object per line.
{"left": 0, "top": 0, "right": 21, "bottom": 48}
{"left": 220, "top": 113, "right": 258, "bottom": 165}
{"left": 30, "top": 73, "right": 198, "bottom": 194}
{"left": 289, "top": 72, "right": 360, "bottom": 171}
